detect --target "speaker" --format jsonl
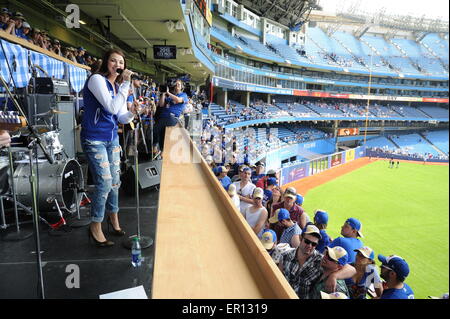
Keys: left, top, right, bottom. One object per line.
{"left": 23, "top": 94, "right": 76, "bottom": 159}
{"left": 121, "top": 160, "right": 162, "bottom": 195}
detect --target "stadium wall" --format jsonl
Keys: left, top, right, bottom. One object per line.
{"left": 279, "top": 146, "right": 366, "bottom": 186}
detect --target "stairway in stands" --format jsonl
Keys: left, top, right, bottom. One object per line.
{"left": 418, "top": 132, "right": 448, "bottom": 157}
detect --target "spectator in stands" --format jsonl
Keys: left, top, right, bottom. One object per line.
{"left": 227, "top": 183, "right": 240, "bottom": 209}
{"left": 314, "top": 210, "right": 332, "bottom": 254}
{"left": 269, "top": 208, "right": 302, "bottom": 248}
{"left": 52, "top": 39, "right": 63, "bottom": 56}
{"left": 217, "top": 166, "right": 231, "bottom": 190}
{"left": 81, "top": 48, "right": 135, "bottom": 247}
{"left": 233, "top": 167, "right": 256, "bottom": 216}
{"left": 263, "top": 177, "right": 277, "bottom": 206}
{"left": 260, "top": 229, "right": 277, "bottom": 255}
{"left": 20, "top": 21, "right": 31, "bottom": 41}
{"left": 30, "top": 28, "right": 42, "bottom": 47}
{"left": 347, "top": 246, "right": 383, "bottom": 299}
{"left": 309, "top": 246, "right": 350, "bottom": 299}
{"left": 255, "top": 168, "right": 277, "bottom": 189}
{"left": 2, "top": 11, "right": 20, "bottom": 36}
{"left": 251, "top": 162, "right": 265, "bottom": 184}
{"left": 266, "top": 186, "right": 283, "bottom": 217}
{"left": 328, "top": 218, "right": 364, "bottom": 264}
{"left": 64, "top": 47, "right": 77, "bottom": 63}
{"left": 378, "top": 254, "right": 414, "bottom": 299}
{"left": 243, "top": 187, "right": 268, "bottom": 238}
{"left": 275, "top": 186, "right": 309, "bottom": 229}
{"left": 278, "top": 225, "right": 356, "bottom": 299}
{"left": 76, "top": 47, "right": 87, "bottom": 65}
{"left": 0, "top": 8, "right": 11, "bottom": 29}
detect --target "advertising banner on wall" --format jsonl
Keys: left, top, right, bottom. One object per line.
{"left": 331, "top": 153, "right": 343, "bottom": 167}
{"left": 346, "top": 149, "right": 355, "bottom": 162}
{"left": 281, "top": 164, "right": 308, "bottom": 185}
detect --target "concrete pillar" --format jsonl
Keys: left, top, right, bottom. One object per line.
{"left": 217, "top": 89, "right": 228, "bottom": 107}
{"left": 333, "top": 120, "right": 339, "bottom": 153}
{"left": 240, "top": 92, "right": 250, "bottom": 107}
{"left": 267, "top": 94, "right": 271, "bottom": 104}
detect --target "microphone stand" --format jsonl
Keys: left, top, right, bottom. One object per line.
{"left": 27, "top": 138, "right": 45, "bottom": 299}
{"left": 122, "top": 115, "right": 153, "bottom": 250}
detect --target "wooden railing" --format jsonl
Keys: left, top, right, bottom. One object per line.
{"left": 0, "top": 29, "right": 90, "bottom": 71}
{"left": 152, "top": 125, "right": 298, "bottom": 299}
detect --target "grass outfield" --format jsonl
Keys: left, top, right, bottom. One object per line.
{"left": 302, "top": 160, "right": 449, "bottom": 299}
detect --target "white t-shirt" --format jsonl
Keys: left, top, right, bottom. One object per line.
{"left": 244, "top": 206, "right": 266, "bottom": 238}
{"left": 233, "top": 181, "right": 256, "bottom": 215}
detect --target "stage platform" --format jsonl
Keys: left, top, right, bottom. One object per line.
{"left": 0, "top": 187, "right": 158, "bottom": 299}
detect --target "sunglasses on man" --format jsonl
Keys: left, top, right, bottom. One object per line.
{"left": 303, "top": 237, "right": 318, "bottom": 247}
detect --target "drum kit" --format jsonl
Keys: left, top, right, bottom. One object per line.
{"left": 0, "top": 110, "right": 88, "bottom": 240}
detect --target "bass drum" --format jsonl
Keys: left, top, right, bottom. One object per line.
{"left": 13, "top": 159, "right": 84, "bottom": 213}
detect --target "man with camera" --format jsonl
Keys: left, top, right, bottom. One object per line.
{"left": 152, "top": 78, "right": 188, "bottom": 155}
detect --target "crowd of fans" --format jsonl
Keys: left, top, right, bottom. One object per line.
{"left": 1, "top": 8, "right": 99, "bottom": 69}
{"left": 206, "top": 156, "right": 418, "bottom": 299}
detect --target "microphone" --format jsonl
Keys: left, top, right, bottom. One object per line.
{"left": 116, "top": 68, "right": 142, "bottom": 81}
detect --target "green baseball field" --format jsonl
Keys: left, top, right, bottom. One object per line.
{"left": 302, "top": 160, "right": 449, "bottom": 299}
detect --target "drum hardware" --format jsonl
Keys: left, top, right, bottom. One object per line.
{"left": 65, "top": 182, "right": 91, "bottom": 228}
{"left": 0, "top": 145, "right": 33, "bottom": 241}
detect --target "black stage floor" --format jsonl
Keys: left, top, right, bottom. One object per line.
{"left": 0, "top": 186, "right": 159, "bottom": 299}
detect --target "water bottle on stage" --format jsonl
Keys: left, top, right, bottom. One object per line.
{"left": 131, "top": 237, "right": 142, "bottom": 267}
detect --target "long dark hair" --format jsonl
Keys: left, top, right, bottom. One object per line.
{"left": 96, "top": 48, "right": 127, "bottom": 83}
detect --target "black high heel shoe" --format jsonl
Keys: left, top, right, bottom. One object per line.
{"left": 107, "top": 216, "right": 126, "bottom": 236}
{"left": 87, "top": 227, "right": 114, "bottom": 247}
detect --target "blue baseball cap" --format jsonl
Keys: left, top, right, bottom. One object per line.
{"left": 78, "top": 47, "right": 86, "bottom": 51}
{"left": 314, "top": 210, "right": 328, "bottom": 225}
{"left": 267, "top": 177, "right": 278, "bottom": 186}
{"left": 296, "top": 194, "right": 304, "bottom": 205}
{"left": 378, "top": 254, "right": 410, "bottom": 281}
{"left": 260, "top": 229, "right": 277, "bottom": 249}
{"left": 217, "top": 166, "right": 228, "bottom": 174}
{"left": 269, "top": 208, "right": 290, "bottom": 223}
{"left": 345, "top": 218, "right": 364, "bottom": 238}
{"left": 325, "top": 246, "right": 348, "bottom": 266}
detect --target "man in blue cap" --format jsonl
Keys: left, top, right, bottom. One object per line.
{"left": 263, "top": 176, "right": 277, "bottom": 206}
{"left": 76, "top": 46, "right": 87, "bottom": 65}
{"left": 217, "top": 166, "right": 231, "bottom": 190}
{"left": 328, "top": 218, "right": 364, "bottom": 264}
{"left": 269, "top": 208, "right": 302, "bottom": 248}
{"left": 314, "top": 210, "right": 332, "bottom": 254}
{"left": 378, "top": 254, "right": 414, "bottom": 299}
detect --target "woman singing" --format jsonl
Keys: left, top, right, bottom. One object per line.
{"left": 81, "top": 48, "right": 135, "bottom": 247}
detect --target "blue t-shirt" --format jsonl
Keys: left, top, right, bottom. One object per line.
{"left": 329, "top": 237, "right": 363, "bottom": 264}
{"left": 381, "top": 283, "right": 414, "bottom": 299}
{"left": 316, "top": 229, "right": 332, "bottom": 254}
{"left": 263, "top": 189, "right": 273, "bottom": 205}
{"left": 158, "top": 92, "right": 188, "bottom": 119}
{"left": 219, "top": 175, "right": 232, "bottom": 190}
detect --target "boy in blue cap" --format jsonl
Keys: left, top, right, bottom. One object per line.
{"left": 269, "top": 208, "right": 302, "bottom": 248}
{"left": 263, "top": 177, "right": 277, "bottom": 206}
{"left": 313, "top": 210, "right": 332, "bottom": 254}
{"left": 378, "top": 254, "right": 414, "bottom": 299}
{"left": 328, "top": 218, "right": 364, "bottom": 264}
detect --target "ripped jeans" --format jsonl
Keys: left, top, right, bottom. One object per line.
{"left": 81, "top": 137, "right": 122, "bottom": 223}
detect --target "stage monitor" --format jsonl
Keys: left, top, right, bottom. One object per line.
{"left": 153, "top": 45, "right": 177, "bottom": 59}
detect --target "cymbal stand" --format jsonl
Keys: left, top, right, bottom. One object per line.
{"left": 1, "top": 146, "right": 33, "bottom": 241}
{"left": 122, "top": 121, "right": 153, "bottom": 250}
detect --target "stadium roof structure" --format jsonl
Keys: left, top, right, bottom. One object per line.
{"left": 233, "top": 0, "right": 321, "bottom": 30}
{"left": 64, "top": 0, "right": 213, "bottom": 81}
